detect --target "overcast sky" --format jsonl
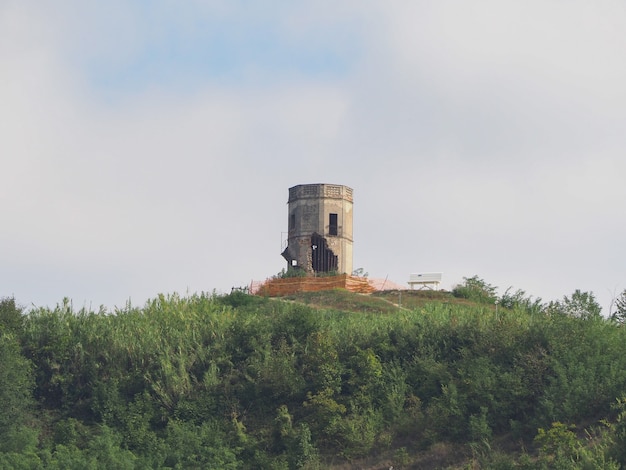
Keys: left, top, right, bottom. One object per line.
{"left": 2, "top": 1, "right": 626, "bottom": 312}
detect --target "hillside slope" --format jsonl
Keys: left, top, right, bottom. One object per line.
{"left": 1, "top": 289, "right": 626, "bottom": 469}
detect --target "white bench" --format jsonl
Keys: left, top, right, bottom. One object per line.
{"left": 408, "top": 273, "right": 442, "bottom": 290}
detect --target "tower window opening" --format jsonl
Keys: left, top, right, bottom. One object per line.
{"left": 329, "top": 213, "right": 338, "bottom": 236}
{"left": 289, "top": 213, "right": 295, "bottom": 231}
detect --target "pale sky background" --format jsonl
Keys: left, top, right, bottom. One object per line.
{"left": 2, "top": 1, "right": 625, "bottom": 313}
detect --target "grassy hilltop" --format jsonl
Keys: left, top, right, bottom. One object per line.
{"left": 2, "top": 279, "right": 626, "bottom": 469}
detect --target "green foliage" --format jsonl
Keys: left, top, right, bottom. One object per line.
{"left": 287, "top": 289, "right": 399, "bottom": 314}
{"left": 537, "top": 314, "right": 626, "bottom": 423}
{"left": 46, "top": 425, "right": 137, "bottom": 469}
{"left": 611, "top": 289, "right": 626, "bottom": 324}
{"left": 0, "top": 333, "right": 35, "bottom": 451}
{"left": 533, "top": 421, "right": 620, "bottom": 469}
{"left": 548, "top": 289, "right": 602, "bottom": 319}
{"left": 163, "top": 419, "right": 240, "bottom": 469}
{"left": 351, "top": 267, "right": 369, "bottom": 277}
{"left": 452, "top": 275, "right": 497, "bottom": 304}
{"left": 218, "top": 290, "right": 260, "bottom": 308}
{"left": 0, "top": 296, "right": 24, "bottom": 334}
{"left": 380, "top": 364, "right": 408, "bottom": 422}
{"left": 276, "top": 267, "right": 307, "bottom": 278}
{"left": 469, "top": 406, "right": 492, "bottom": 444}
{"left": 498, "top": 287, "right": 543, "bottom": 314}
{"left": 424, "top": 382, "right": 466, "bottom": 441}
{"left": 535, "top": 422, "right": 578, "bottom": 461}
{"left": 394, "top": 447, "right": 410, "bottom": 467}
{"left": 5, "top": 287, "right": 626, "bottom": 467}
{"left": 608, "top": 396, "right": 626, "bottom": 465}
{"left": 290, "top": 423, "right": 320, "bottom": 469}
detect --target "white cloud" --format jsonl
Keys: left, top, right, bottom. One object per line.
{"left": 2, "top": 1, "right": 626, "bottom": 311}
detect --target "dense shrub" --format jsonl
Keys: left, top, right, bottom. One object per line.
{"left": 2, "top": 288, "right": 626, "bottom": 467}
{"left": 452, "top": 275, "right": 498, "bottom": 304}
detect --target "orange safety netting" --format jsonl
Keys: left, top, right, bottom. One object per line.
{"left": 253, "top": 274, "right": 376, "bottom": 297}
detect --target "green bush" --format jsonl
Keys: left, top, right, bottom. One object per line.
{"left": 4, "top": 287, "right": 626, "bottom": 467}
{"left": 452, "top": 275, "right": 497, "bottom": 304}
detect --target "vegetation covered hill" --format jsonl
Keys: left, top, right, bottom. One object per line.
{"left": 2, "top": 278, "right": 626, "bottom": 469}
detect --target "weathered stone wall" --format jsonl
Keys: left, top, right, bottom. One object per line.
{"left": 282, "top": 184, "right": 353, "bottom": 275}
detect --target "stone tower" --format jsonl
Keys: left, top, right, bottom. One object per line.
{"left": 281, "top": 184, "right": 353, "bottom": 275}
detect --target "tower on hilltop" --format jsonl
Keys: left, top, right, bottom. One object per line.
{"left": 281, "top": 184, "right": 353, "bottom": 275}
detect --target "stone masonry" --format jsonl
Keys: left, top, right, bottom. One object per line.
{"left": 281, "top": 184, "right": 353, "bottom": 275}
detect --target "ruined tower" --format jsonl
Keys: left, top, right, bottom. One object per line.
{"left": 281, "top": 184, "right": 353, "bottom": 275}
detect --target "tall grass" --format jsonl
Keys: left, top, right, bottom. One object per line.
{"left": 10, "top": 289, "right": 626, "bottom": 468}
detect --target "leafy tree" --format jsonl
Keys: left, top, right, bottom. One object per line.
{"left": 9, "top": 288, "right": 626, "bottom": 467}
{"left": 424, "top": 383, "right": 466, "bottom": 440}
{"left": 534, "top": 422, "right": 578, "bottom": 464}
{"left": 611, "top": 289, "right": 626, "bottom": 324}
{"left": 0, "top": 443, "right": 41, "bottom": 470}
{"left": 549, "top": 289, "right": 602, "bottom": 319}
{"left": 534, "top": 421, "right": 619, "bottom": 469}
{"left": 44, "top": 426, "right": 137, "bottom": 470}
{"left": 609, "top": 396, "right": 626, "bottom": 465}
{"left": 452, "top": 276, "right": 497, "bottom": 304}
{"left": 0, "top": 333, "right": 35, "bottom": 452}
{"left": 0, "top": 296, "right": 24, "bottom": 334}
{"left": 498, "top": 287, "right": 543, "bottom": 314}
{"left": 289, "top": 423, "right": 320, "bottom": 469}
{"left": 163, "top": 420, "right": 240, "bottom": 469}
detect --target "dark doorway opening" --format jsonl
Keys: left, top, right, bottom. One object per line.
{"left": 311, "top": 233, "right": 338, "bottom": 273}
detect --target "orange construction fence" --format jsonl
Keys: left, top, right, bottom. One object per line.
{"left": 254, "top": 274, "right": 376, "bottom": 297}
